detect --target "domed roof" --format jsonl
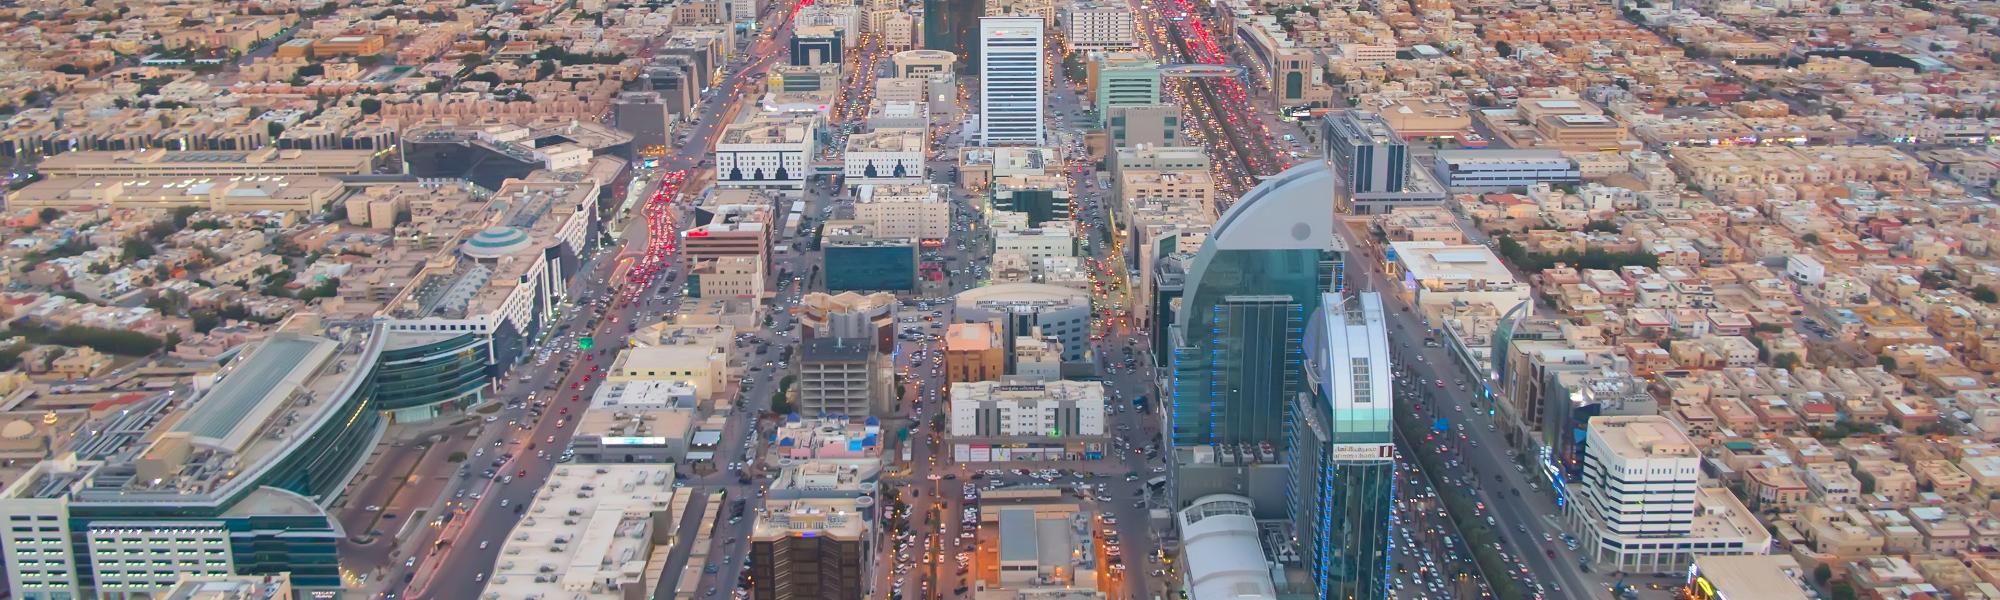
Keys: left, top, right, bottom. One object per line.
{"left": 461, "top": 226, "right": 533, "bottom": 258}
{"left": 0, "top": 420, "right": 33, "bottom": 440}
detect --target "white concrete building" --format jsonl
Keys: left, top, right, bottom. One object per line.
{"left": 1061, "top": 1, "right": 1137, "bottom": 50}
{"left": 715, "top": 113, "right": 819, "bottom": 191}
{"left": 994, "top": 224, "right": 1076, "bottom": 260}
{"left": 1563, "top": 416, "right": 1773, "bottom": 573}
{"left": 485, "top": 465, "right": 674, "bottom": 599}
{"left": 855, "top": 183, "right": 951, "bottom": 241}
{"left": 979, "top": 17, "right": 1046, "bottom": 145}
{"left": 1385, "top": 241, "right": 1532, "bottom": 317}
{"left": 842, "top": 127, "right": 928, "bottom": 185}
{"left": 949, "top": 380, "right": 1105, "bottom": 437}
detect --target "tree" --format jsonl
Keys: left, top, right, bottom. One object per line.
{"left": 1582, "top": 220, "right": 1621, "bottom": 233}
{"left": 1815, "top": 563, "right": 1833, "bottom": 585}
{"left": 267, "top": 121, "right": 285, "bottom": 138}
{"left": 1772, "top": 352, "right": 1801, "bottom": 369}
{"left": 1753, "top": 322, "right": 1786, "bottom": 334}
{"left": 1830, "top": 581, "right": 1856, "bottom": 600}
{"left": 8, "top": 324, "right": 164, "bottom": 356}
{"left": 1878, "top": 355, "right": 1898, "bottom": 371}
{"left": 37, "top": 207, "right": 58, "bottom": 223}
{"left": 190, "top": 309, "right": 222, "bottom": 334}
{"left": 1974, "top": 285, "right": 1999, "bottom": 304}
{"left": 120, "top": 238, "right": 154, "bottom": 262}
{"left": 1801, "top": 232, "right": 1821, "bottom": 245}
{"left": 1494, "top": 41, "right": 1514, "bottom": 57}
{"left": 359, "top": 98, "right": 382, "bottom": 115}
{"left": 446, "top": 451, "right": 468, "bottom": 463}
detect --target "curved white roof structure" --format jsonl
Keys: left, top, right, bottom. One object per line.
{"left": 1178, "top": 494, "right": 1278, "bottom": 600}
{"left": 1207, "top": 160, "right": 1336, "bottom": 252}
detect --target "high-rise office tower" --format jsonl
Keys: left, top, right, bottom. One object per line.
{"left": 1288, "top": 291, "right": 1395, "bottom": 600}
{"left": 978, "top": 16, "right": 1046, "bottom": 145}
{"left": 1093, "top": 52, "right": 1161, "bottom": 125}
{"left": 924, "top": 0, "right": 985, "bottom": 69}
{"left": 1324, "top": 110, "right": 1409, "bottom": 195}
{"left": 1168, "top": 162, "right": 1345, "bottom": 447}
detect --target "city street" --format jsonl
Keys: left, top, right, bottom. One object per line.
{"left": 341, "top": 6, "right": 805, "bottom": 598}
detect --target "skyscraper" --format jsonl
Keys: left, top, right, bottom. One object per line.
{"left": 978, "top": 16, "right": 1046, "bottom": 145}
{"left": 923, "top": 0, "right": 985, "bottom": 70}
{"left": 1324, "top": 110, "right": 1409, "bottom": 195}
{"left": 1168, "top": 162, "right": 1345, "bottom": 448}
{"left": 1288, "top": 291, "right": 1396, "bottom": 600}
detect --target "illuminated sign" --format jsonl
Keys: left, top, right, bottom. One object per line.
{"left": 1331, "top": 443, "right": 1394, "bottom": 461}
{"left": 602, "top": 436, "right": 668, "bottom": 446}
{"left": 685, "top": 230, "right": 711, "bottom": 238}
{"left": 1692, "top": 575, "right": 1716, "bottom": 600}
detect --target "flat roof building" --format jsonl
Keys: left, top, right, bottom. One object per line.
{"left": 1386, "top": 241, "right": 1532, "bottom": 318}
{"left": 748, "top": 497, "right": 877, "bottom": 600}
{"left": 38, "top": 148, "right": 374, "bottom": 178}
{"left": 1685, "top": 555, "right": 1812, "bottom": 600}
{"left": 482, "top": 465, "right": 676, "bottom": 599}
{"left": 797, "top": 338, "right": 892, "bottom": 418}
{"left": 955, "top": 283, "right": 1093, "bottom": 363}
{"left": 6, "top": 175, "right": 345, "bottom": 212}
{"left": 856, "top": 183, "right": 952, "bottom": 241}
{"left": 571, "top": 380, "right": 700, "bottom": 464}
{"left": 1564, "top": 416, "right": 1773, "bottom": 574}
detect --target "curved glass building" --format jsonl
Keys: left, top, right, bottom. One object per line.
{"left": 0, "top": 319, "right": 387, "bottom": 598}
{"left": 1169, "top": 161, "right": 1345, "bottom": 447}
{"left": 374, "top": 331, "right": 491, "bottom": 422}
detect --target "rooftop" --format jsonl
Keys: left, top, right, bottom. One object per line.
{"left": 846, "top": 127, "right": 927, "bottom": 153}
{"left": 172, "top": 334, "right": 337, "bottom": 452}
{"left": 1389, "top": 241, "right": 1519, "bottom": 285}
{"left": 487, "top": 465, "right": 675, "bottom": 600}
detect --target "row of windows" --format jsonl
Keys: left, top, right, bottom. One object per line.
{"left": 1601, "top": 539, "right": 1745, "bottom": 551}
{"left": 393, "top": 323, "right": 482, "bottom": 332}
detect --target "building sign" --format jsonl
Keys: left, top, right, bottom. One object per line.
{"left": 1330, "top": 443, "right": 1394, "bottom": 462}
{"left": 602, "top": 436, "right": 668, "bottom": 446}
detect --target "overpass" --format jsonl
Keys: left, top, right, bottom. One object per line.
{"left": 1159, "top": 63, "right": 1246, "bottom": 77}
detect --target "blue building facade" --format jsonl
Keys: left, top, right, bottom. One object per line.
{"left": 1286, "top": 293, "right": 1396, "bottom": 600}
{"left": 1169, "top": 163, "right": 1346, "bottom": 447}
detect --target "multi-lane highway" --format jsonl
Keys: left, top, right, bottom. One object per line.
{"left": 359, "top": 7, "right": 806, "bottom": 599}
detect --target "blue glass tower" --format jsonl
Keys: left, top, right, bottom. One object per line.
{"left": 1168, "top": 162, "right": 1345, "bottom": 447}
{"left": 1287, "top": 292, "right": 1396, "bottom": 600}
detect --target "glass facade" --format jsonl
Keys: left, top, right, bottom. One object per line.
{"left": 825, "top": 244, "right": 918, "bottom": 292}
{"left": 374, "top": 332, "right": 490, "bottom": 416}
{"left": 1170, "top": 246, "right": 1328, "bottom": 446}
{"left": 58, "top": 334, "right": 386, "bottom": 594}
{"left": 922, "top": 0, "right": 983, "bottom": 70}
{"left": 1286, "top": 294, "right": 1395, "bottom": 600}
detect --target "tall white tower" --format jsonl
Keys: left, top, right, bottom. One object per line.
{"left": 978, "top": 16, "right": 1046, "bottom": 145}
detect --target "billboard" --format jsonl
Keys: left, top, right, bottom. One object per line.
{"left": 1330, "top": 443, "right": 1394, "bottom": 462}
